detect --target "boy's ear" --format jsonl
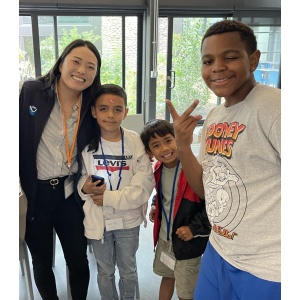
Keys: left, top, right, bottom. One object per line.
{"left": 250, "top": 50, "right": 261, "bottom": 71}
{"left": 91, "top": 106, "right": 97, "bottom": 119}
{"left": 122, "top": 107, "right": 129, "bottom": 120}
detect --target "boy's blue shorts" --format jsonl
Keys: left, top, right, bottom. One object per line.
{"left": 194, "top": 241, "right": 281, "bottom": 300}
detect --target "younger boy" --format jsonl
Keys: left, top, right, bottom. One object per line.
{"left": 140, "top": 119, "right": 211, "bottom": 300}
{"left": 77, "top": 84, "right": 155, "bottom": 300}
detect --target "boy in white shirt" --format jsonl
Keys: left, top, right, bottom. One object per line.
{"left": 77, "top": 84, "right": 155, "bottom": 300}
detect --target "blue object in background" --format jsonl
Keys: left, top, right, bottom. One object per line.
{"left": 267, "top": 70, "right": 279, "bottom": 87}
{"left": 254, "top": 68, "right": 279, "bottom": 87}
{"left": 265, "top": 62, "right": 273, "bottom": 68}
{"left": 254, "top": 69, "right": 267, "bottom": 85}
{"left": 255, "top": 62, "right": 279, "bottom": 87}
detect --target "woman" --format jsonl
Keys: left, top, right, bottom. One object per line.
{"left": 19, "top": 39, "right": 101, "bottom": 300}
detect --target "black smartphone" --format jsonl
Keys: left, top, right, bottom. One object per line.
{"left": 91, "top": 175, "right": 105, "bottom": 187}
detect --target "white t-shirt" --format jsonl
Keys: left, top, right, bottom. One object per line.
{"left": 199, "top": 83, "right": 281, "bottom": 282}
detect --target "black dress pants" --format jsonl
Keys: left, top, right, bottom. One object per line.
{"left": 25, "top": 179, "right": 90, "bottom": 300}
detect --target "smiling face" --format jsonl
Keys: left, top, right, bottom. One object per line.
{"left": 59, "top": 46, "right": 98, "bottom": 93}
{"left": 91, "top": 93, "right": 128, "bottom": 139}
{"left": 201, "top": 31, "right": 260, "bottom": 106}
{"left": 147, "top": 133, "right": 178, "bottom": 168}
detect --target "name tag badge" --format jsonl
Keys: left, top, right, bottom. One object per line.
{"left": 105, "top": 218, "right": 124, "bottom": 231}
{"left": 64, "top": 177, "right": 74, "bottom": 199}
{"left": 160, "top": 251, "right": 176, "bottom": 271}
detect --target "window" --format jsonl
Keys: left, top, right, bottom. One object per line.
{"left": 19, "top": 15, "right": 140, "bottom": 114}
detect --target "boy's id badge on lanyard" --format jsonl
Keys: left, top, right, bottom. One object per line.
{"left": 105, "top": 218, "right": 124, "bottom": 231}
{"left": 64, "top": 177, "right": 74, "bottom": 199}
{"left": 160, "top": 250, "right": 176, "bottom": 271}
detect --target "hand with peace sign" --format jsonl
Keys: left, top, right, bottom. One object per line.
{"left": 165, "top": 99, "right": 205, "bottom": 199}
{"left": 166, "top": 99, "right": 202, "bottom": 150}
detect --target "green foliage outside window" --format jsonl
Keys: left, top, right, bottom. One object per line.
{"left": 156, "top": 18, "right": 212, "bottom": 117}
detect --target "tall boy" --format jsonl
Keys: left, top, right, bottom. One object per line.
{"left": 140, "top": 119, "right": 211, "bottom": 300}
{"left": 167, "top": 20, "right": 281, "bottom": 300}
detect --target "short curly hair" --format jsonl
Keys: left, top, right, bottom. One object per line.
{"left": 201, "top": 20, "right": 257, "bottom": 55}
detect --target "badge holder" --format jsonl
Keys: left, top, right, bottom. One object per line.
{"left": 64, "top": 176, "right": 74, "bottom": 199}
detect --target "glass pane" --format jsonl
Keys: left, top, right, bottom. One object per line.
{"left": 39, "top": 16, "right": 55, "bottom": 75}
{"left": 125, "top": 17, "right": 138, "bottom": 115}
{"left": 170, "top": 17, "right": 224, "bottom": 119}
{"left": 19, "top": 16, "right": 35, "bottom": 80}
{"left": 156, "top": 17, "right": 168, "bottom": 119}
{"left": 156, "top": 17, "right": 224, "bottom": 120}
{"left": 100, "top": 16, "right": 123, "bottom": 85}
{"left": 252, "top": 26, "right": 281, "bottom": 88}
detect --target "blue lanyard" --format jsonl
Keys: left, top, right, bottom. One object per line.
{"left": 158, "top": 160, "right": 180, "bottom": 241}
{"left": 99, "top": 127, "right": 124, "bottom": 191}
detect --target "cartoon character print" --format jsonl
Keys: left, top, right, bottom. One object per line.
{"left": 203, "top": 155, "right": 238, "bottom": 220}
{"left": 201, "top": 121, "right": 248, "bottom": 239}
{"left": 202, "top": 155, "right": 248, "bottom": 239}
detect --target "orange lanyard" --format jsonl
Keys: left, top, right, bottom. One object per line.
{"left": 57, "top": 92, "right": 81, "bottom": 168}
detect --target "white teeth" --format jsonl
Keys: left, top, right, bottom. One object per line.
{"left": 163, "top": 153, "right": 172, "bottom": 158}
{"left": 214, "top": 78, "right": 227, "bottom": 82}
{"left": 72, "top": 75, "right": 85, "bottom": 82}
